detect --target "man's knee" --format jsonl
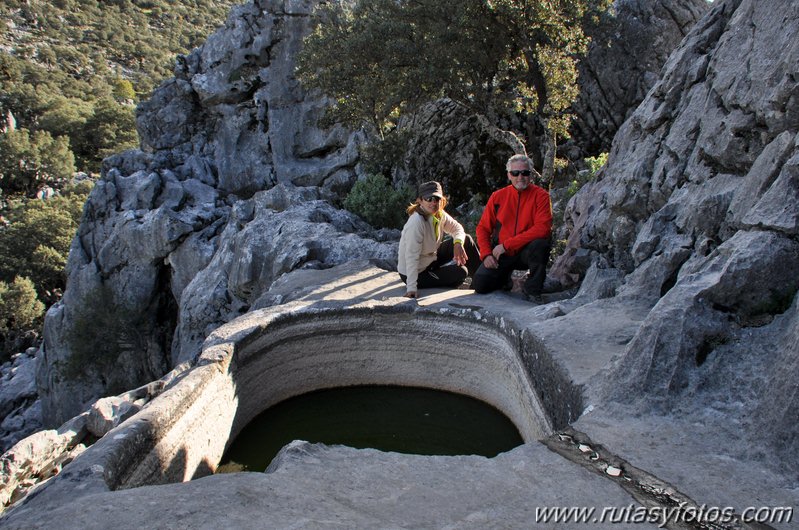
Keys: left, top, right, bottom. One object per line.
{"left": 471, "top": 268, "right": 494, "bottom": 294}
{"left": 522, "top": 238, "right": 551, "bottom": 263}
{"left": 528, "top": 238, "right": 551, "bottom": 252}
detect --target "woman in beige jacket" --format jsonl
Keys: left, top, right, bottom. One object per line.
{"left": 397, "top": 181, "right": 480, "bottom": 298}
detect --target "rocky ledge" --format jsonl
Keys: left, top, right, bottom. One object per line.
{"left": 1, "top": 261, "right": 796, "bottom": 528}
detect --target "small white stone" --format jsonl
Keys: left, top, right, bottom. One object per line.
{"left": 606, "top": 465, "right": 622, "bottom": 477}
{"left": 578, "top": 444, "right": 592, "bottom": 453}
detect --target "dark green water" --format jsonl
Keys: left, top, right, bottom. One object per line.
{"left": 218, "top": 385, "right": 523, "bottom": 472}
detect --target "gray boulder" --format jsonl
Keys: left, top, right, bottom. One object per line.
{"left": 553, "top": 0, "right": 799, "bottom": 469}
{"left": 172, "top": 184, "right": 397, "bottom": 363}
{"left": 137, "top": 0, "right": 361, "bottom": 196}
{"left": 0, "top": 350, "right": 41, "bottom": 453}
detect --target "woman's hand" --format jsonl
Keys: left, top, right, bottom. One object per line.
{"left": 404, "top": 291, "right": 418, "bottom": 298}
{"left": 453, "top": 243, "right": 468, "bottom": 266}
{"left": 483, "top": 255, "right": 498, "bottom": 269}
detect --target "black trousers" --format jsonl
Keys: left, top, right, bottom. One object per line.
{"left": 472, "top": 238, "right": 551, "bottom": 296}
{"left": 399, "top": 235, "right": 481, "bottom": 289}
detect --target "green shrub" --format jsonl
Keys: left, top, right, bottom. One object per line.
{"left": 0, "top": 276, "right": 44, "bottom": 336}
{"left": 343, "top": 174, "right": 412, "bottom": 230}
{"left": 359, "top": 131, "right": 411, "bottom": 177}
{"left": 0, "top": 128, "right": 76, "bottom": 195}
{"left": 0, "top": 276, "right": 44, "bottom": 361}
{"left": 73, "top": 97, "right": 138, "bottom": 169}
{"left": 551, "top": 152, "right": 608, "bottom": 265}
{"left": 112, "top": 78, "right": 136, "bottom": 102}
{"left": 566, "top": 152, "right": 608, "bottom": 200}
{"left": 0, "top": 181, "right": 92, "bottom": 303}
{"left": 585, "top": 152, "right": 608, "bottom": 176}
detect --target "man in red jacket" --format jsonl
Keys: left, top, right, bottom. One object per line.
{"left": 473, "top": 154, "right": 552, "bottom": 302}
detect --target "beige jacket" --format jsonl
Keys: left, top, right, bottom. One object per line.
{"left": 397, "top": 210, "right": 466, "bottom": 293}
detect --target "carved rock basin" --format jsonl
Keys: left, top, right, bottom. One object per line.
{"left": 53, "top": 299, "right": 582, "bottom": 492}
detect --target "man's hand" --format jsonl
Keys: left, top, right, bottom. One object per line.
{"left": 404, "top": 291, "right": 418, "bottom": 298}
{"left": 492, "top": 244, "right": 506, "bottom": 260}
{"left": 453, "top": 243, "right": 467, "bottom": 266}
{"left": 483, "top": 255, "right": 498, "bottom": 269}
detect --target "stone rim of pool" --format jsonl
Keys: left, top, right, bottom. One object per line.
{"left": 23, "top": 298, "right": 583, "bottom": 493}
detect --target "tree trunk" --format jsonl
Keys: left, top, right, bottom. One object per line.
{"left": 474, "top": 113, "right": 526, "bottom": 155}
{"left": 541, "top": 122, "right": 556, "bottom": 190}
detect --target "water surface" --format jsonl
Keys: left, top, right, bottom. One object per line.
{"left": 219, "top": 385, "right": 523, "bottom": 472}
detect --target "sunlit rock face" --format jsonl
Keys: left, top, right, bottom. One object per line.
{"left": 553, "top": 0, "right": 799, "bottom": 469}
{"left": 36, "top": 0, "right": 396, "bottom": 426}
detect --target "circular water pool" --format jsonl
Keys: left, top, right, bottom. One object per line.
{"left": 85, "top": 303, "right": 581, "bottom": 490}
{"left": 219, "top": 385, "right": 524, "bottom": 472}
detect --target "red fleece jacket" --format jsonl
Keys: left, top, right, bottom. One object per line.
{"left": 476, "top": 184, "right": 552, "bottom": 259}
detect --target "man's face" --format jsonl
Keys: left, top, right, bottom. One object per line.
{"left": 507, "top": 161, "right": 531, "bottom": 191}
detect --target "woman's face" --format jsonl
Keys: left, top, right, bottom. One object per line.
{"left": 418, "top": 195, "right": 441, "bottom": 215}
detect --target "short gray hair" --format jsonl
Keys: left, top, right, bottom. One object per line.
{"left": 505, "top": 154, "right": 533, "bottom": 171}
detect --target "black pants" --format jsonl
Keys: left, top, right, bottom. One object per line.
{"left": 472, "top": 238, "right": 551, "bottom": 296}
{"left": 399, "top": 235, "right": 481, "bottom": 289}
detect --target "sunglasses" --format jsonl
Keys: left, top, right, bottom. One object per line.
{"left": 422, "top": 196, "right": 441, "bottom": 202}
{"left": 508, "top": 170, "right": 532, "bottom": 177}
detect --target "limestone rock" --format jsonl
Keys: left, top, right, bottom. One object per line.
{"left": 554, "top": 0, "right": 799, "bottom": 468}
{"left": 138, "top": 0, "right": 360, "bottom": 196}
{"left": 0, "top": 350, "right": 41, "bottom": 454}
{"left": 391, "top": 99, "right": 521, "bottom": 205}
{"left": 172, "top": 185, "right": 397, "bottom": 363}
{"left": 0, "top": 443, "right": 657, "bottom": 529}
{"left": 0, "top": 350, "right": 37, "bottom": 422}
{"left": 0, "top": 414, "right": 87, "bottom": 509}
{"left": 37, "top": 0, "right": 389, "bottom": 425}
{"left": 570, "top": 0, "right": 710, "bottom": 154}
{"left": 0, "top": 401, "right": 41, "bottom": 455}
{"left": 86, "top": 397, "right": 142, "bottom": 439}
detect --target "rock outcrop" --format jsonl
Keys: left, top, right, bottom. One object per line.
{"left": 0, "top": 350, "right": 41, "bottom": 453}
{"left": 570, "top": 0, "right": 710, "bottom": 155}
{"left": 36, "top": 0, "right": 394, "bottom": 426}
{"left": 553, "top": 0, "right": 799, "bottom": 470}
